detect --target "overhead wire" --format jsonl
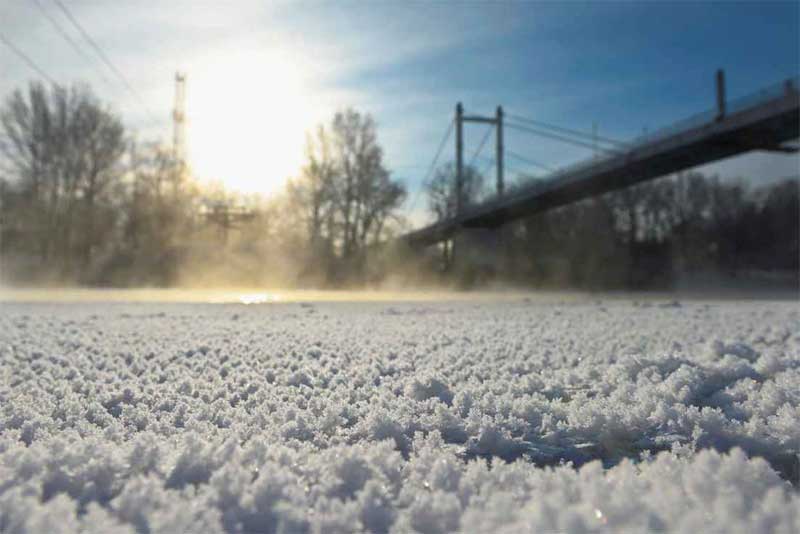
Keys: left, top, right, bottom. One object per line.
{"left": 52, "top": 0, "right": 159, "bottom": 123}
{"left": 0, "top": 33, "right": 58, "bottom": 85}
{"left": 32, "top": 0, "right": 117, "bottom": 90}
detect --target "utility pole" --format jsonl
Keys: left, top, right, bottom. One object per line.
{"left": 204, "top": 202, "right": 256, "bottom": 246}
{"left": 496, "top": 106, "right": 504, "bottom": 196}
{"left": 173, "top": 72, "right": 187, "bottom": 167}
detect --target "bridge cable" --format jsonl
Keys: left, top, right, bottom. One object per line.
{"left": 468, "top": 124, "right": 494, "bottom": 169}
{"left": 0, "top": 33, "right": 59, "bottom": 85}
{"left": 407, "top": 119, "right": 454, "bottom": 214}
{"left": 505, "top": 121, "right": 621, "bottom": 155}
{"left": 505, "top": 149, "right": 554, "bottom": 173}
{"left": 504, "top": 162, "right": 537, "bottom": 180}
{"left": 52, "top": 0, "right": 160, "bottom": 124}
{"left": 506, "top": 112, "right": 628, "bottom": 148}
{"left": 473, "top": 152, "right": 538, "bottom": 184}
{"left": 483, "top": 159, "right": 543, "bottom": 194}
{"left": 481, "top": 157, "right": 495, "bottom": 174}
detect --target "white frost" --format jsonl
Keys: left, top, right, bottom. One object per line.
{"left": 1, "top": 298, "right": 799, "bottom": 532}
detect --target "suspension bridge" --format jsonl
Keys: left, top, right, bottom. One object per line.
{"left": 403, "top": 71, "right": 800, "bottom": 248}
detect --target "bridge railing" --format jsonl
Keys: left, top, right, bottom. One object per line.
{"left": 468, "top": 76, "right": 800, "bottom": 218}
{"left": 632, "top": 76, "right": 799, "bottom": 146}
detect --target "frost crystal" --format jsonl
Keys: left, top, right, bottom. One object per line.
{"left": 1, "top": 299, "right": 798, "bottom": 532}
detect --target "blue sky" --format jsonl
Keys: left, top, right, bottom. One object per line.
{"left": 2, "top": 1, "right": 798, "bottom": 217}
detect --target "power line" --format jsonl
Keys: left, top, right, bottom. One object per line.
{"left": 408, "top": 119, "right": 454, "bottom": 214}
{"left": 507, "top": 112, "right": 628, "bottom": 148}
{"left": 505, "top": 120, "right": 621, "bottom": 155}
{"left": 52, "top": 0, "right": 158, "bottom": 122}
{"left": 32, "top": 0, "right": 117, "bottom": 90}
{"left": 468, "top": 124, "right": 494, "bottom": 169}
{"left": 0, "top": 33, "right": 58, "bottom": 85}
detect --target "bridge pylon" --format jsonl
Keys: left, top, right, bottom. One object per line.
{"left": 452, "top": 102, "right": 507, "bottom": 272}
{"left": 456, "top": 103, "right": 506, "bottom": 204}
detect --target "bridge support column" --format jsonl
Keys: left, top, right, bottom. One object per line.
{"left": 716, "top": 69, "right": 726, "bottom": 121}
{"left": 455, "top": 102, "right": 464, "bottom": 214}
{"left": 453, "top": 102, "right": 464, "bottom": 269}
{"left": 496, "top": 106, "right": 504, "bottom": 196}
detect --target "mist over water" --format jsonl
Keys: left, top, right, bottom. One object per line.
{"left": 1, "top": 283, "right": 796, "bottom": 304}
{"left": 0, "top": 287, "right": 561, "bottom": 304}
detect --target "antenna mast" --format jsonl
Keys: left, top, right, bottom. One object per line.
{"left": 172, "top": 72, "right": 187, "bottom": 166}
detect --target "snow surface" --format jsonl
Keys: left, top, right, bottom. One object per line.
{"left": 1, "top": 298, "right": 799, "bottom": 533}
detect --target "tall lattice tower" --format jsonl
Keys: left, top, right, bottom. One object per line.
{"left": 172, "top": 72, "right": 187, "bottom": 166}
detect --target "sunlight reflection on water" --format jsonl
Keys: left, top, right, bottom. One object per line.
{"left": 1, "top": 287, "right": 789, "bottom": 304}
{"left": 0, "top": 287, "right": 560, "bottom": 304}
{"left": 237, "top": 292, "right": 280, "bottom": 305}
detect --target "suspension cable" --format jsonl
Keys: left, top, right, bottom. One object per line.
{"left": 505, "top": 149, "right": 554, "bottom": 172}
{"left": 408, "top": 119, "right": 454, "bottom": 213}
{"left": 507, "top": 112, "right": 628, "bottom": 148}
{"left": 505, "top": 121, "right": 622, "bottom": 155}
{"left": 468, "top": 124, "right": 494, "bottom": 168}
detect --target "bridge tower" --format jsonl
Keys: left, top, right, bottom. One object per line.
{"left": 452, "top": 103, "right": 507, "bottom": 272}
{"left": 455, "top": 103, "right": 464, "bottom": 216}
{"left": 172, "top": 72, "right": 187, "bottom": 166}
{"left": 716, "top": 68, "right": 726, "bottom": 121}
{"left": 496, "top": 106, "right": 504, "bottom": 195}
{"left": 455, "top": 103, "right": 506, "bottom": 204}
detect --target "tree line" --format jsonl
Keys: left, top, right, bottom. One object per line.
{"left": 0, "top": 82, "right": 407, "bottom": 286}
{"left": 419, "top": 162, "right": 798, "bottom": 290}
{"left": 1, "top": 81, "right": 797, "bottom": 290}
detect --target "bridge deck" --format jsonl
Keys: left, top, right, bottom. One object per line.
{"left": 404, "top": 78, "right": 799, "bottom": 247}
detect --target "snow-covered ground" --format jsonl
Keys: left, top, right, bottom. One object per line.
{"left": 1, "top": 297, "right": 799, "bottom": 533}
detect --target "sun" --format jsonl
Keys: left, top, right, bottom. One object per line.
{"left": 185, "top": 47, "right": 324, "bottom": 195}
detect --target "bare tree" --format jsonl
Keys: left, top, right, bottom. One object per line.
{"left": 73, "top": 93, "right": 126, "bottom": 266}
{"left": 290, "top": 109, "right": 406, "bottom": 282}
{"left": 121, "top": 141, "right": 198, "bottom": 284}
{"left": 288, "top": 125, "right": 337, "bottom": 269}
{"left": 426, "top": 162, "right": 485, "bottom": 269}
{"left": 426, "top": 162, "right": 485, "bottom": 222}
{"left": 330, "top": 109, "right": 405, "bottom": 261}
{"left": 0, "top": 82, "right": 125, "bottom": 273}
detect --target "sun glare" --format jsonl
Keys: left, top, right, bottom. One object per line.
{"left": 186, "top": 48, "right": 323, "bottom": 195}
